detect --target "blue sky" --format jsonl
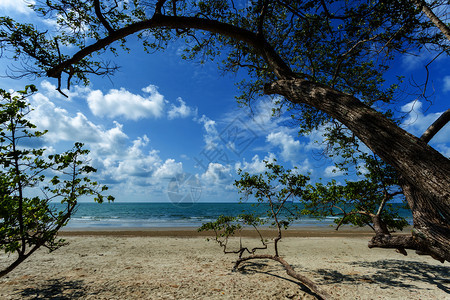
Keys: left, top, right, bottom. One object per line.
{"left": 1, "top": 1, "right": 449, "bottom": 203}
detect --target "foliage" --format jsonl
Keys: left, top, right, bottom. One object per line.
{"left": 0, "top": 0, "right": 448, "bottom": 261}
{"left": 0, "top": 86, "right": 113, "bottom": 277}
{"left": 200, "top": 161, "right": 308, "bottom": 252}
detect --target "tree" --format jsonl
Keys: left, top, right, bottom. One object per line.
{"left": 302, "top": 152, "right": 410, "bottom": 245}
{"left": 0, "top": 1, "right": 449, "bottom": 261}
{"left": 199, "top": 161, "right": 331, "bottom": 299}
{"left": 0, "top": 86, "right": 114, "bottom": 278}
{"left": 200, "top": 157, "right": 411, "bottom": 298}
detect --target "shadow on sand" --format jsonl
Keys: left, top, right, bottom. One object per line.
{"left": 17, "top": 278, "right": 90, "bottom": 299}
{"left": 236, "top": 260, "right": 320, "bottom": 298}
{"left": 235, "top": 258, "right": 449, "bottom": 298}
{"left": 315, "top": 259, "right": 449, "bottom": 293}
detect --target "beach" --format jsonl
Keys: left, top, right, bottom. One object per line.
{"left": 0, "top": 228, "right": 448, "bottom": 299}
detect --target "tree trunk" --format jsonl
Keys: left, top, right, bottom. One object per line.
{"left": 0, "top": 245, "right": 40, "bottom": 278}
{"left": 265, "top": 78, "right": 450, "bottom": 262}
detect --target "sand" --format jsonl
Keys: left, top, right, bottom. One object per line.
{"left": 0, "top": 228, "right": 449, "bottom": 299}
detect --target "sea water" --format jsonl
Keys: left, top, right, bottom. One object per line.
{"left": 52, "top": 202, "right": 413, "bottom": 229}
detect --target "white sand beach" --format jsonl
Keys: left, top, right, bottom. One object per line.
{"left": 0, "top": 230, "right": 449, "bottom": 299}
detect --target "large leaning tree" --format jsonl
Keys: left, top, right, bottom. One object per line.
{"left": 0, "top": 1, "right": 449, "bottom": 261}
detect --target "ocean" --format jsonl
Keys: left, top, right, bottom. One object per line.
{"left": 53, "top": 202, "right": 413, "bottom": 229}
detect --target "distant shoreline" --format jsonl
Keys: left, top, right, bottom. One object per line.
{"left": 59, "top": 225, "right": 412, "bottom": 238}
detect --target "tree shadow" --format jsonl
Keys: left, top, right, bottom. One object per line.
{"left": 316, "top": 259, "right": 449, "bottom": 293}
{"left": 236, "top": 260, "right": 320, "bottom": 298}
{"left": 17, "top": 278, "right": 89, "bottom": 299}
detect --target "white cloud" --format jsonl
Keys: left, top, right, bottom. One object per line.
{"left": 266, "top": 131, "right": 301, "bottom": 162}
{"left": 235, "top": 153, "right": 276, "bottom": 174}
{"left": 443, "top": 76, "right": 450, "bottom": 93}
{"left": 168, "top": 98, "right": 197, "bottom": 120}
{"left": 153, "top": 159, "right": 183, "bottom": 179}
{"left": 324, "top": 165, "right": 345, "bottom": 178}
{"left": 111, "top": 137, "right": 160, "bottom": 179}
{"left": 201, "top": 163, "right": 232, "bottom": 185}
{"left": 23, "top": 84, "right": 193, "bottom": 201}
{"left": 99, "top": 135, "right": 182, "bottom": 183}
{"left": 86, "top": 85, "right": 165, "bottom": 120}
{"left": 28, "top": 93, "right": 128, "bottom": 147}
{"left": 0, "top": 0, "right": 34, "bottom": 14}
{"left": 401, "top": 51, "right": 434, "bottom": 71}
{"left": 221, "top": 98, "right": 287, "bottom": 137}
{"left": 401, "top": 100, "right": 450, "bottom": 144}
{"left": 39, "top": 80, "right": 91, "bottom": 100}
{"left": 197, "top": 114, "right": 219, "bottom": 150}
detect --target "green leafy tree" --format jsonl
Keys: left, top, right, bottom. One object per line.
{"left": 303, "top": 154, "right": 408, "bottom": 232}
{"left": 0, "top": 0, "right": 449, "bottom": 261}
{"left": 199, "top": 161, "right": 331, "bottom": 299}
{"left": 0, "top": 86, "right": 114, "bottom": 278}
{"left": 200, "top": 158, "right": 410, "bottom": 298}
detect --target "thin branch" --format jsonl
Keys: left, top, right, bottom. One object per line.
{"left": 257, "top": 0, "right": 269, "bottom": 38}
{"left": 155, "top": 0, "right": 168, "bottom": 15}
{"left": 332, "top": 34, "right": 381, "bottom": 86}
{"left": 420, "top": 108, "right": 450, "bottom": 143}
{"left": 94, "top": 0, "right": 115, "bottom": 34}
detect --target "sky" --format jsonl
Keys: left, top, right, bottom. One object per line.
{"left": 0, "top": 1, "right": 449, "bottom": 203}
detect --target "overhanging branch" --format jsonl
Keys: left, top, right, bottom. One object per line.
{"left": 46, "top": 14, "right": 295, "bottom": 84}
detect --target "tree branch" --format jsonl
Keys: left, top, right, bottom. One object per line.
{"left": 94, "top": 0, "right": 115, "bottom": 34}
{"left": 155, "top": 0, "right": 167, "bottom": 15}
{"left": 411, "top": 0, "right": 450, "bottom": 42}
{"left": 264, "top": 79, "right": 450, "bottom": 213}
{"left": 257, "top": 0, "right": 269, "bottom": 38}
{"left": 46, "top": 14, "right": 295, "bottom": 84}
{"left": 420, "top": 108, "right": 450, "bottom": 143}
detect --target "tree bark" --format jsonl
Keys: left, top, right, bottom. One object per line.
{"left": 265, "top": 78, "right": 450, "bottom": 262}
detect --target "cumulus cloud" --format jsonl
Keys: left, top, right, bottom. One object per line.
{"left": 27, "top": 89, "right": 187, "bottom": 196}
{"left": 153, "top": 159, "right": 183, "bottom": 179}
{"left": 105, "top": 136, "right": 160, "bottom": 180}
{"left": 86, "top": 85, "right": 165, "bottom": 120}
{"left": 168, "top": 98, "right": 197, "bottom": 120}
{"left": 235, "top": 153, "right": 276, "bottom": 174}
{"left": 98, "top": 135, "right": 183, "bottom": 186}
{"left": 266, "top": 131, "right": 301, "bottom": 162}
{"left": 201, "top": 163, "right": 232, "bottom": 185}
{"left": 0, "top": 0, "right": 34, "bottom": 14}
{"left": 28, "top": 93, "right": 128, "bottom": 147}
{"left": 39, "top": 80, "right": 92, "bottom": 100}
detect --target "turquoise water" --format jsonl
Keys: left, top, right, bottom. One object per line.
{"left": 53, "top": 202, "right": 412, "bottom": 229}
